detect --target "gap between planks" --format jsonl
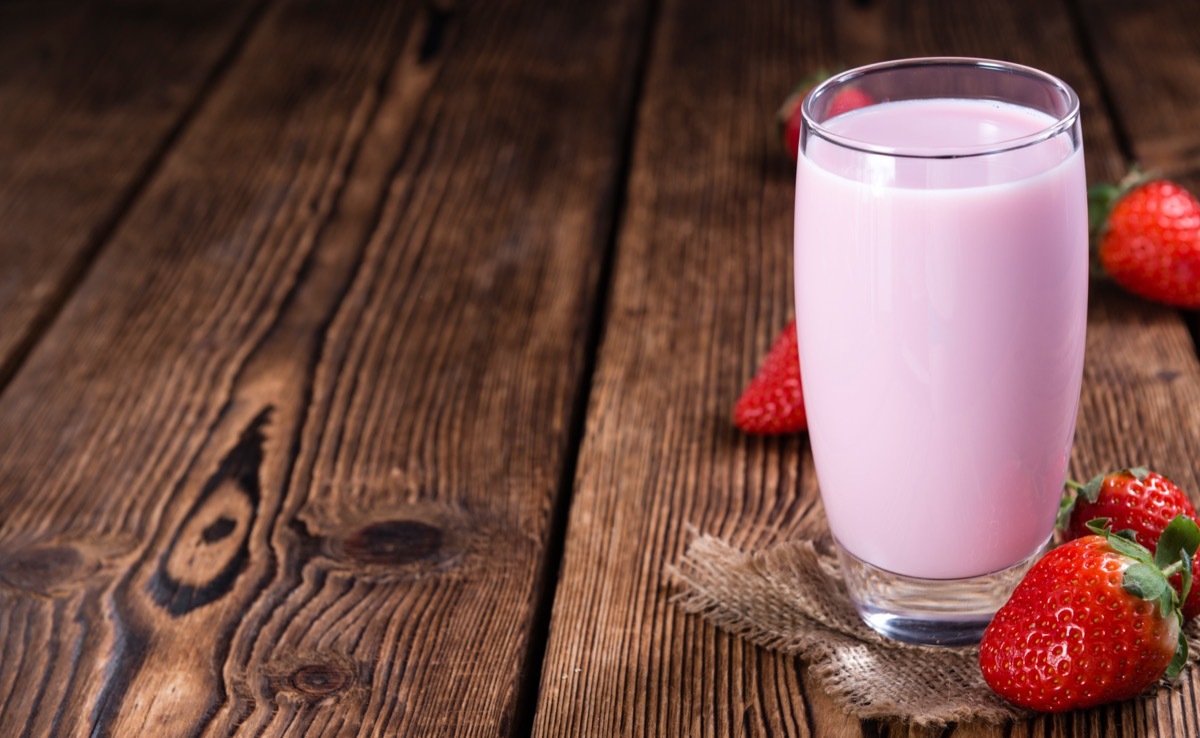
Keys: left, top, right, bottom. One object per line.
{"left": 0, "top": 0, "right": 275, "bottom": 399}
{"left": 509, "top": 0, "right": 667, "bottom": 734}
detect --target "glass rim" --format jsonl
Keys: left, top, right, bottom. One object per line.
{"left": 800, "top": 57, "right": 1081, "bottom": 159}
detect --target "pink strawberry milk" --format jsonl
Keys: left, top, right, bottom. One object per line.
{"left": 794, "top": 59, "right": 1087, "bottom": 645}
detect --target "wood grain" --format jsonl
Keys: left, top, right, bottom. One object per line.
{"left": 0, "top": 0, "right": 648, "bottom": 735}
{"left": 0, "top": 0, "right": 261, "bottom": 385}
{"left": 1071, "top": 0, "right": 1200, "bottom": 175}
{"left": 1070, "top": 0, "right": 1200, "bottom": 347}
{"left": 533, "top": 0, "right": 826, "bottom": 734}
{"left": 532, "top": 0, "right": 1200, "bottom": 736}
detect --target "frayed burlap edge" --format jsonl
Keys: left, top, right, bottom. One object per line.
{"left": 669, "top": 534, "right": 1200, "bottom": 726}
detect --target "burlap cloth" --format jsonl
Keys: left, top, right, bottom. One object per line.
{"left": 670, "top": 533, "right": 1200, "bottom": 725}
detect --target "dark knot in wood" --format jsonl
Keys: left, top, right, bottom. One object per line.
{"left": 201, "top": 516, "right": 238, "bottom": 543}
{"left": 149, "top": 408, "right": 270, "bottom": 616}
{"left": 341, "top": 520, "right": 443, "bottom": 565}
{"left": 290, "top": 664, "right": 352, "bottom": 697}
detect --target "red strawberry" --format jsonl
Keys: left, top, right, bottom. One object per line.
{"left": 980, "top": 518, "right": 1198, "bottom": 712}
{"left": 778, "top": 72, "right": 828, "bottom": 162}
{"left": 734, "top": 319, "right": 806, "bottom": 434}
{"left": 1060, "top": 467, "right": 1200, "bottom": 619}
{"left": 1091, "top": 177, "right": 1200, "bottom": 308}
{"left": 826, "top": 87, "right": 873, "bottom": 118}
{"left": 777, "top": 73, "right": 873, "bottom": 161}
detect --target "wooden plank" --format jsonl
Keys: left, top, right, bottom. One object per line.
{"left": 531, "top": 0, "right": 828, "bottom": 734}
{"left": 0, "top": 0, "right": 261, "bottom": 384}
{"left": 1070, "top": 0, "right": 1200, "bottom": 363}
{"left": 1071, "top": 0, "right": 1200, "bottom": 175}
{"left": 0, "top": 0, "right": 648, "bottom": 735}
{"left": 532, "top": 0, "right": 1200, "bottom": 736}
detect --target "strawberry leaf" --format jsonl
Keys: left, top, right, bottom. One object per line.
{"left": 1056, "top": 491, "right": 1076, "bottom": 531}
{"left": 1155, "top": 515, "right": 1200, "bottom": 569}
{"left": 1086, "top": 517, "right": 1151, "bottom": 555}
{"left": 1104, "top": 532, "right": 1156, "bottom": 565}
{"left": 1157, "top": 587, "right": 1177, "bottom": 622}
{"left": 1114, "top": 528, "right": 1140, "bottom": 542}
{"left": 1088, "top": 183, "right": 1121, "bottom": 238}
{"left": 1168, "top": 625, "right": 1189, "bottom": 678}
{"left": 1181, "top": 548, "right": 1193, "bottom": 603}
{"left": 1094, "top": 523, "right": 1156, "bottom": 568}
{"left": 1085, "top": 517, "right": 1111, "bottom": 535}
{"left": 1081, "top": 473, "right": 1106, "bottom": 503}
{"left": 1128, "top": 466, "right": 1150, "bottom": 481}
{"left": 1123, "top": 562, "right": 1168, "bottom": 600}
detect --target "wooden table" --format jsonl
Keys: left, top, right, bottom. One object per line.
{"left": 2, "top": 0, "right": 1199, "bottom": 735}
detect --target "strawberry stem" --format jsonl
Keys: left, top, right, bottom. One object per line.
{"left": 1064, "top": 479, "right": 1084, "bottom": 492}
{"left": 1118, "top": 166, "right": 1147, "bottom": 191}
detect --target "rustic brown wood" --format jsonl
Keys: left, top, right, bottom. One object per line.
{"left": 1178, "top": 171, "right": 1200, "bottom": 347}
{"left": 1070, "top": 0, "right": 1200, "bottom": 361}
{"left": 0, "top": 0, "right": 648, "bottom": 735}
{"left": 1071, "top": 0, "right": 1200, "bottom": 175}
{"left": 0, "top": 0, "right": 262, "bottom": 386}
{"left": 532, "top": 0, "right": 826, "bottom": 734}
{"left": 532, "top": 0, "right": 1200, "bottom": 737}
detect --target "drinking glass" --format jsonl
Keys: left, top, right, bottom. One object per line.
{"left": 794, "top": 58, "right": 1087, "bottom": 645}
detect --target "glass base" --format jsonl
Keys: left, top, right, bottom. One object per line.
{"left": 836, "top": 540, "right": 1050, "bottom": 647}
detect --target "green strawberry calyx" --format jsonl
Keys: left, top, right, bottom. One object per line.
{"left": 1057, "top": 466, "right": 1151, "bottom": 531}
{"left": 1086, "top": 514, "right": 1200, "bottom": 677}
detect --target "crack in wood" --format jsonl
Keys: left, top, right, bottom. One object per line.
{"left": 418, "top": 3, "right": 453, "bottom": 64}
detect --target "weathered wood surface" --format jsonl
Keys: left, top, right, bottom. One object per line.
{"left": 0, "top": 0, "right": 261, "bottom": 385}
{"left": 5, "top": 0, "right": 1200, "bottom": 735}
{"left": 531, "top": 0, "right": 1200, "bottom": 737}
{"left": 1073, "top": 0, "right": 1200, "bottom": 176}
{"left": 0, "top": 0, "right": 647, "bottom": 735}
{"left": 1072, "top": 0, "right": 1200, "bottom": 345}
{"left": 533, "top": 0, "right": 821, "bottom": 732}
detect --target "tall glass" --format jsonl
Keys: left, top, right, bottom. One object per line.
{"left": 794, "top": 58, "right": 1087, "bottom": 645}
